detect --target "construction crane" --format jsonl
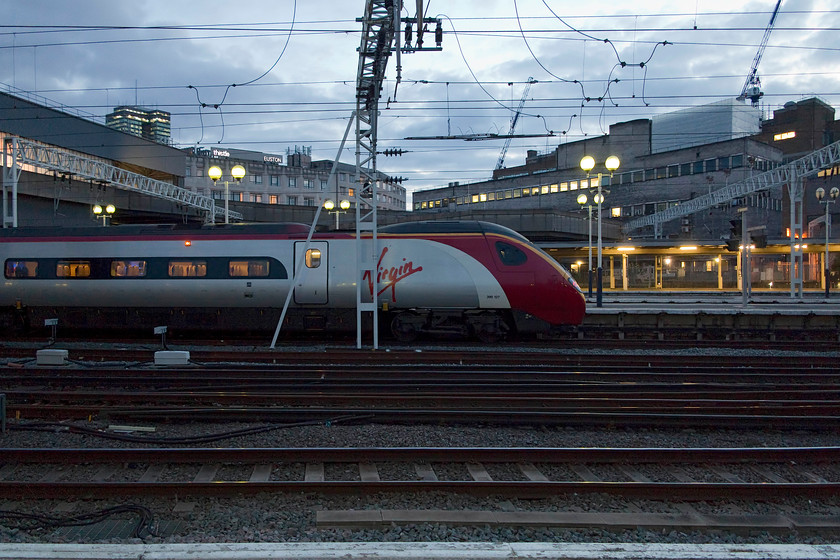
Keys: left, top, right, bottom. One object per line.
{"left": 737, "top": 0, "right": 782, "bottom": 106}
{"left": 495, "top": 77, "right": 536, "bottom": 170}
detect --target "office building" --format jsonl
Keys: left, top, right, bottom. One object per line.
{"left": 413, "top": 97, "right": 840, "bottom": 240}
{"left": 106, "top": 106, "right": 171, "bottom": 145}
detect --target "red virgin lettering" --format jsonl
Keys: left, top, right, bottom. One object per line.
{"left": 362, "top": 247, "right": 423, "bottom": 302}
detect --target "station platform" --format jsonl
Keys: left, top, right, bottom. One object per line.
{"left": 570, "top": 291, "right": 840, "bottom": 341}
{"left": 3, "top": 542, "right": 840, "bottom": 560}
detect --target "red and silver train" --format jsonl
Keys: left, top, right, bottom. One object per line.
{"left": 0, "top": 221, "right": 585, "bottom": 341}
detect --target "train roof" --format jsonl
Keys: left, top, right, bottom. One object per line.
{"left": 0, "top": 220, "right": 533, "bottom": 242}
{"left": 0, "top": 222, "right": 313, "bottom": 238}
{"left": 379, "top": 221, "right": 530, "bottom": 242}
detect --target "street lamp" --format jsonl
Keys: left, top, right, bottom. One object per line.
{"left": 576, "top": 193, "right": 593, "bottom": 298}
{"left": 816, "top": 186, "right": 839, "bottom": 298}
{"left": 92, "top": 203, "right": 115, "bottom": 226}
{"left": 323, "top": 198, "right": 351, "bottom": 229}
{"left": 207, "top": 164, "right": 246, "bottom": 224}
{"left": 580, "top": 155, "right": 620, "bottom": 307}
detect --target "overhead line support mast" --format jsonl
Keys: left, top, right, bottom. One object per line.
{"left": 353, "top": 0, "right": 440, "bottom": 349}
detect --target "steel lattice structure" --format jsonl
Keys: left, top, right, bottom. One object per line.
{"left": 622, "top": 140, "right": 840, "bottom": 236}
{"left": 2, "top": 136, "right": 240, "bottom": 227}
{"left": 354, "top": 0, "right": 398, "bottom": 349}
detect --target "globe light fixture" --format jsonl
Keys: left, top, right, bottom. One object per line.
{"left": 208, "top": 165, "right": 246, "bottom": 224}
{"left": 324, "top": 198, "right": 351, "bottom": 228}
{"left": 92, "top": 203, "right": 115, "bottom": 226}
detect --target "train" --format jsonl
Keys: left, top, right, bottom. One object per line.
{"left": 0, "top": 220, "right": 585, "bottom": 341}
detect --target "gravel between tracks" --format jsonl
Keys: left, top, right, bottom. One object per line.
{"left": 2, "top": 420, "right": 840, "bottom": 546}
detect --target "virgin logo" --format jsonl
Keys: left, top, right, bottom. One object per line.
{"left": 362, "top": 247, "right": 423, "bottom": 302}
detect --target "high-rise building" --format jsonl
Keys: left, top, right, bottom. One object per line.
{"left": 106, "top": 106, "right": 171, "bottom": 144}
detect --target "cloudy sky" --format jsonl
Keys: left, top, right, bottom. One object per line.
{"left": 2, "top": 1, "right": 838, "bottom": 205}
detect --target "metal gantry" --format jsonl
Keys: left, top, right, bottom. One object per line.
{"left": 353, "top": 0, "right": 399, "bottom": 349}
{"left": 1, "top": 136, "right": 242, "bottom": 227}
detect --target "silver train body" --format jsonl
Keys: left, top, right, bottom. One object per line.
{"left": 0, "top": 221, "right": 585, "bottom": 340}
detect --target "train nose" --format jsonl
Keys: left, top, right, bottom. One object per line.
{"left": 536, "top": 272, "right": 586, "bottom": 325}
{"left": 559, "top": 276, "right": 587, "bottom": 324}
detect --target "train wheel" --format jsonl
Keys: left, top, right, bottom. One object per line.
{"left": 469, "top": 311, "right": 506, "bottom": 344}
{"left": 391, "top": 311, "right": 420, "bottom": 343}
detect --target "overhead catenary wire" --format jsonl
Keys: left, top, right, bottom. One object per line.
{"left": 1, "top": 6, "right": 838, "bottom": 192}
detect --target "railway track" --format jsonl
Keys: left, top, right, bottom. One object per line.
{"left": 2, "top": 446, "right": 839, "bottom": 500}
{"left": 2, "top": 333, "right": 840, "bottom": 363}
{"left": 3, "top": 355, "right": 840, "bottom": 427}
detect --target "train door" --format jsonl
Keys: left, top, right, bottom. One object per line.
{"left": 294, "top": 241, "right": 328, "bottom": 304}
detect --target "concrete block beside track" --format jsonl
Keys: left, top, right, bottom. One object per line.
{"left": 35, "top": 349, "right": 68, "bottom": 366}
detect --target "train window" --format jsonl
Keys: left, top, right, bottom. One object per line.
{"left": 305, "top": 249, "right": 321, "bottom": 269}
{"left": 168, "top": 260, "right": 207, "bottom": 277}
{"left": 111, "top": 260, "right": 147, "bottom": 277}
{"left": 5, "top": 260, "right": 38, "bottom": 278}
{"left": 229, "top": 260, "right": 270, "bottom": 277}
{"left": 56, "top": 261, "right": 91, "bottom": 278}
{"left": 495, "top": 242, "right": 527, "bottom": 266}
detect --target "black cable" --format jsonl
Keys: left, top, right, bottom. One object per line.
{"left": 0, "top": 505, "right": 159, "bottom": 538}
{"left": 188, "top": 0, "right": 297, "bottom": 145}
{"left": 9, "top": 414, "right": 370, "bottom": 445}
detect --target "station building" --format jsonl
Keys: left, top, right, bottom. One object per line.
{"left": 413, "top": 97, "right": 840, "bottom": 243}
{"left": 183, "top": 145, "right": 406, "bottom": 212}
{"left": 0, "top": 89, "right": 405, "bottom": 228}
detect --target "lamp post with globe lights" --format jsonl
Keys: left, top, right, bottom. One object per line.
{"left": 323, "top": 198, "right": 351, "bottom": 229}
{"left": 580, "top": 155, "right": 620, "bottom": 307}
{"left": 816, "top": 186, "right": 839, "bottom": 298}
{"left": 207, "top": 164, "right": 246, "bottom": 224}
{"left": 92, "top": 203, "right": 115, "bottom": 226}
{"left": 576, "top": 193, "right": 593, "bottom": 298}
